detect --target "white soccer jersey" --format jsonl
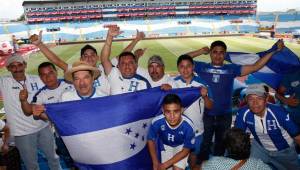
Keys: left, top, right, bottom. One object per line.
{"left": 60, "top": 87, "right": 107, "bottom": 102}
{"left": 107, "top": 67, "right": 151, "bottom": 95}
{"left": 111, "top": 57, "right": 151, "bottom": 81}
{"left": 173, "top": 76, "right": 211, "bottom": 135}
{"left": 0, "top": 74, "right": 48, "bottom": 136}
{"left": 96, "top": 65, "right": 111, "bottom": 95}
{"left": 67, "top": 64, "right": 110, "bottom": 95}
{"left": 33, "top": 80, "right": 73, "bottom": 105}
{"left": 150, "top": 74, "right": 175, "bottom": 88}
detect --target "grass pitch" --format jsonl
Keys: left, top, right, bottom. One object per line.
{"left": 1, "top": 36, "right": 300, "bottom": 77}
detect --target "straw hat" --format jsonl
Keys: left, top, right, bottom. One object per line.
{"left": 64, "top": 61, "right": 100, "bottom": 82}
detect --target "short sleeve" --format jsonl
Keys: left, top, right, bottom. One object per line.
{"left": 183, "top": 125, "right": 195, "bottom": 149}
{"left": 147, "top": 124, "right": 158, "bottom": 141}
{"left": 194, "top": 61, "right": 205, "bottom": 75}
{"left": 228, "top": 64, "right": 242, "bottom": 77}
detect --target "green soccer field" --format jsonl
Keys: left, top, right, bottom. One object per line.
{"left": 1, "top": 36, "right": 300, "bottom": 77}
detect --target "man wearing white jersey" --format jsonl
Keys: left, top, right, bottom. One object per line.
{"left": 173, "top": 54, "right": 213, "bottom": 170}
{"left": 32, "top": 61, "right": 107, "bottom": 115}
{"left": 100, "top": 26, "right": 151, "bottom": 95}
{"left": 0, "top": 55, "right": 61, "bottom": 170}
{"left": 20, "top": 62, "right": 73, "bottom": 120}
{"left": 29, "top": 31, "right": 111, "bottom": 95}
{"left": 111, "top": 53, "right": 174, "bottom": 88}
{"left": 61, "top": 61, "right": 107, "bottom": 101}
{"left": 19, "top": 62, "right": 72, "bottom": 168}
{"left": 147, "top": 55, "right": 174, "bottom": 87}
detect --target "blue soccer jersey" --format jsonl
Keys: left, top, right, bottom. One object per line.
{"left": 147, "top": 114, "right": 196, "bottom": 150}
{"left": 235, "top": 104, "right": 300, "bottom": 151}
{"left": 194, "top": 61, "right": 241, "bottom": 115}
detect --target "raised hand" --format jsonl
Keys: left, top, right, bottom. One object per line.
{"left": 134, "top": 48, "right": 147, "bottom": 59}
{"left": 29, "top": 30, "right": 43, "bottom": 46}
{"left": 135, "top": 30, "right": 145, "bottom": 41}
{"left": 201, "top": 46, "right": 210, "bottom": 55}
{"left": 276, "top": 39, "right": 285, "bottom": 51}
{"left": 108, "top": 26, "right": 123, "bottom": 37}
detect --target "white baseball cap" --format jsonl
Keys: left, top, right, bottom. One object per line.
{"left": 6, "top": 54, "right": 26, "bottom": 66}
{"left": 245, "top": 84, "right": 267, "bottom": 97}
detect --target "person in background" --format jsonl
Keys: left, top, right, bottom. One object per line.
{"left": 202, "top": 127, "right": 271, "bottom": 170}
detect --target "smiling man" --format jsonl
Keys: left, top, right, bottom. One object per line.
{"left": 100, "top": 26, "right": 151, "bottom": 95}
{"left": 186, "top": 40, "right": 284, "bottom": 163}
{"left": 235, "top": 84, "right": 300, "bottom": 169}
{"left": 0, "top": 55, "right": 62, "bottom": 170}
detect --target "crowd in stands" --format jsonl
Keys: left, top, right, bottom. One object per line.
{"left": 0, "top": 26, "right": 300, "bottom": 170}
{"left": 23, "top": 0, "right": 256, "bottom": 23}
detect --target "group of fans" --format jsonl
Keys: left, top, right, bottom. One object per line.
{"left": 0, "top": 25, "right": 299, "bottom": 170}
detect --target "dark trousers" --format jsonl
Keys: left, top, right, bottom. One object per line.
{"left": 197, "top": 114, "right": 232, "bottom": 163}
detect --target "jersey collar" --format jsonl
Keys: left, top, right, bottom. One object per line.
{"left": 76, "top": 87, "right": 96, "bottom": 100}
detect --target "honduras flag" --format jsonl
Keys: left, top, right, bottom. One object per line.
{"left": 225, "top": 40, "right": 300, "bottom": 89}
{"left": 45, "top": 87, "right": 200, "bottom": 170}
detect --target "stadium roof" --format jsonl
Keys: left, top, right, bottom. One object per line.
{"left": 23, "top": 0, "right": 110, "bottom": 6}
{"left": 23, "top": 0, "right": 250, "bottom": 6}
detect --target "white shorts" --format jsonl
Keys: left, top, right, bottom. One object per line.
{"left": 161, "top": 144, "right": 188, "bottom": 169}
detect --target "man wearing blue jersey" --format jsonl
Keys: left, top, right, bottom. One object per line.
{"left": 187, "top": 40, "right": 284, "bottom": 162}
{"left": 235, "top": 84, "right": 300, "bottom": 169}
{"left": 147, "top": 94, "right": 195, "bottom": 170}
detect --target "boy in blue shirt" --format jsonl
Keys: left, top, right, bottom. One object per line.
{"left": 147, "top": 94, "right": 195, "bottom": 170}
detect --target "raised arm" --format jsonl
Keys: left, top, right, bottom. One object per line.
{"left": 185, "top": 46, "right": 210, "bottom": 58}
{"left": 123, "top": 30, "right": 145, "bottom": 53}
{"left": 100, "top": 26, "right": 122, "bottom": 75}
{"left": 240, "top": 40, "right": 285, "bottom": 76}
{"left": 30, "top": 31, "right": 68, "bottom": 72}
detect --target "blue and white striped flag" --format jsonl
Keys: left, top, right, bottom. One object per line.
{"left": 45, "top": 87, "right": 200, "bottom": 170}
{"left": 225, "top": 40, "right": 300, "bottom": 89}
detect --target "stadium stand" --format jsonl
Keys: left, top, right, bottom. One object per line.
{"left": 22, "top": 0, "right": 256, "bottom": 23}
{"left": 0, "top": 0, "right": 299, "bottom": 42}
